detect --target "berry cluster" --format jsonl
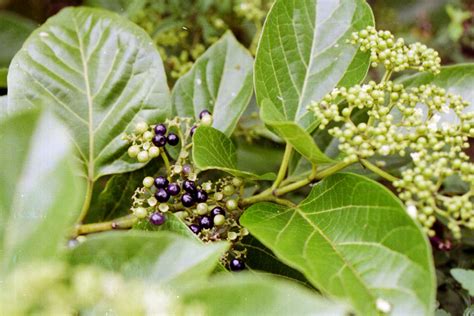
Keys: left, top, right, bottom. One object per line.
{"left": 350, "top": 26, "right": 441, "bottom": 74}
{"left": 128, "top": 110, "right": 247, "bottom": 271}
{"left": 309, "top": 29, "right": 474, "bottom": 238}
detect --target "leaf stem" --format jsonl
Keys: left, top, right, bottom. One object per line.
{"left": 271, "top": 144, "right": 292, "bottom": 190}
{"left": 74, "top": 214, "right": 137, "bottom": 236}
{"left": 160, "top": 150, "right": 171, "bottom": 172}
{"left": 360, "top": 159, "right": 399, "bottom": 182}
{"left": 77, "top": 179, "right": 94, "bottom": 224}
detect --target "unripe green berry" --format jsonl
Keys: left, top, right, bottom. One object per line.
{"left": 143, "top": 131, "right": 154, "bottom": 141}
{"left": 137, "top": 151, "right": 149, "bottom": 162}
{"left": 128, "top": 145, "right": 140, "bottom": 158}
{"left": 232, "top": 177, "right": 243, "bottom": 187}
{"left": 223, "top": 185, "right": 235, "bottom": 196}
{"left": 143, "top": 176, "right": 154, "bottom": 188}
{"left": 159, "top": 203, "right": 169, "bottom": 213}
{"left": 196, "top": 203, "right": 208, "bottom": 215}
{"left": 201, "top": 114, "right": 213, "bottom": 126}
{"left": 226, "top": 199, "right": 238, "bottom": 210}
{"left": 135, "top": 122, "right": 148, "bottom": 134}
{"left": 134, "top": 207, "right": 147, "bottom": 219}
{"left": 148, "top": 146, "right": 160, "bottom": 158}
{"left": 213, "top": 214, "right": 225, "bottom": 226}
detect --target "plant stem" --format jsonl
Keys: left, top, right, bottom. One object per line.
{"left": 160, "top": 150, "right": 171, "bottom": 171}
{"left": 77, "top": 179, "right": 94, "bottom": 224}
{"left": 271, "top": 144, "right": 292, "bottom": 190}
{"left": 360, "top": 159, "right": 399, "bottom": 182}
{"left": 75, "top": 215, "right": 137, "bottom": 236}
{"left": 241, "top": 193, "right": 295, "bottom": 208}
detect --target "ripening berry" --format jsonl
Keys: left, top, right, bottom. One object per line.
{"left": 155, "top": 188, "right": 170, "bottom": 203}
{"left": 152, "top": 134, "right": 167, "bottom": 147}
{"left": 201, "top": 114, "right": 213, "bottom": 126}
{"left": 167, "top": 133, "right": 179, "bottom": 146}
{"left": 166, "top": 183, "right": 181, "bottom": 196}
{"left": 211, "top": 206, "right": 225, "bottom": 217}
{"left": 135, "top": 122, "right": 148, "bottom": 134}
{"left": 213, "top": 214, "right": 225, "bottom": 226}
{"left": 199, "top": 216, "right": 213, "bottom": 229}
{"left": 149, "top": 212, "right": 166, "bottom": 226}
{"left": 142, "top": 176, "right": 155, "bottom": 188}
{"left": 128, "top": 145, "right": 140, "bottom": 158}
{"left": 183, "top": 180, "right": 197, "bottom": 193}
{"left": 154, "top": 123, "right": 167, "bottom": 135}
{"left": 190, "top": 125, "right": 197, "bottom": 136}
{"left": 195, "top": 190, "right": 208, "bottom": 203}
{"left": 181, "top": 193, "right": 195, "bottom": 207}
{"left": 137, "top": 151, "right": 149, "bottom": 162}
{"left": 134, "top": 206, "right": 147, "bottom": 219}
{"left": 199, "top": 109, "right": 211, "bottom": 119}
{"left": 229, "top": 258, "right": 245, "bottom": 271}
{"left": 154, "top": 176, "right": 169, "bottom": 188}
{"left": 189, "top": 224, "right": 201, "bottom": 234}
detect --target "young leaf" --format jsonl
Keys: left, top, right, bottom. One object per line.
{"left": 260, "top": 99, "right": 334, "bottom": 164}
{"left": 68, "top": 231, "right": 228, "bottom": 286}
{"left": 7, "top": 7, "right": 171, "bottom": 180}
{"left": 0, "top": 11, "right": 36, "bottom": 68}
{"left": 0, "top": 109, "right": 84, "bottom": 271}
{"left": 173, "top": 31, "right": 254, "bottom": 136}
{"left": 241, "top": 173, "right": 435, "bottom": 316}
{"left": 451, "top": 268, "right": 474, "bottom": 296}
{"left": 192, "top": 126, "right": 275, "bottom": 180}
{"left": 254, "top": 0, "right": 374, "bottom": 130}
{"left": 182, "top": 273, "right": 349, "bottom": 316}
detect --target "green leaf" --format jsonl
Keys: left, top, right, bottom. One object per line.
{"left": 399, "top": 64, "right": 474, "bottom": 121}
{"left": 68, "top": 230, "right": 228, "bottom": 286}
{"left": 7, "top": 7, "right": 171, "bottom": 180}
{"left": 451, "top": 268, "right": 474, "bottom": 296}
{"left": 192, "top": 126, "right": 275, "bottom": 180}
{"left": 83, "top": 0, "right": 147, "bottom": 18}
{"left": 254, "top": 0, "right": 374, "bottom": 129}
{"left": 0, "top": 68, "right": 7, "bottom": 88}
{"left": 0, "top": 109, "right": 84, "bottom": 271}
{"left": 241, "top": 173, "right": 435, "bottom": 316}
{"left": 182, "top": 273, "right": 349, "bottom": 316}
{"left": 260, "top": 99, "right": 334, "bottom": 164}
{"left": 173, "top": 31, "right": 254, "bottom": 136}
{"left": 0, "top": 11, "right": 36, "bottom": 68}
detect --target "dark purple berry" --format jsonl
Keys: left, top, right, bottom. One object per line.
{"left": 149, "top": 212, "right": 166, "bottom": 226}
{"left": 154, "top": 124, "right": 167, "bottom": 135}
{"left": 229, "top": 259, "right": 245, "bottom": 271}
{"left": 211, "top": 206, "right": 225, "bottom": 217}
{"left": 195, "top": 190, "right": 208, "bottom": 203}
{"left": 152, "top": 134, "right": 167, "bottom": 147}
{"left": 181, "top": 193, "right": 195, "bottom": 207}
{"left": 199, "top": 216, "right": 213, "bottom": 229}
{"left": 182, "top": 164, "right": 192, "bottom": 175}
{"left": 189, "top": 224, "right": 201, "bottom": 234}
{"left": 190, "top": 125, "right": 197, "bottom": 136}
{"left": 155, "top": 188, "right": 170, "bottom": 203}
{"left": 166, "top": 183, "right": 180, "bottom": 196}
{"left": 183, "top": 180, "right": 197, "bottom": 193}
{"left": 199, "top": 109, "right": 211, "bottom": 119}
{"left": 154, "top": 176, "right": 169, "bottom": 188}
{"left": 167, "top": 133, "right": 179, "bottom": 146}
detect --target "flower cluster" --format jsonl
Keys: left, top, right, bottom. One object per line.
{"left": 126, "top": 110, "right": 247, "bottom": 270}
{"left": 350, "top": 26, "right": 441, "bottom": 74}
{"left": 309, "top": 28, "right": 474, "bottom": 238}
{"left": 0, "top": 262, "right": 184, "bottom": 315}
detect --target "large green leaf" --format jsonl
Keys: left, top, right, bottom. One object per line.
{"left": 192, "top": 126, "right": 275, "bottom": 180}
{"left": 182, "top": 273, "right": 349, "bottom": 316}
{"left": 0, "top": 109, "right": 84, "bottom": 271}
{"left": 0, "top": 11, "right": 36, "bottom": 68}
{"left": 241, "top": 173, "right": 435, "bottom": 316}
{"left": 399, "top": 64, "right": 474, "bottom": 115}
{"left": 68, "top": 230, "right": 228, "bottom": 286}
{"left": 173, "top": 31, "right": 254, "bottom": 136}
{"left": 451, "top": 268, "right": 474, "bottom": 296}
{"left": 7, "top": 7, "right": 171, "bottom": 181}
{"left": 260, "top": 99, "right": 333, "bottom": 165}
{"left": 254, "top": 0, "right": 374, "bottom": 129}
